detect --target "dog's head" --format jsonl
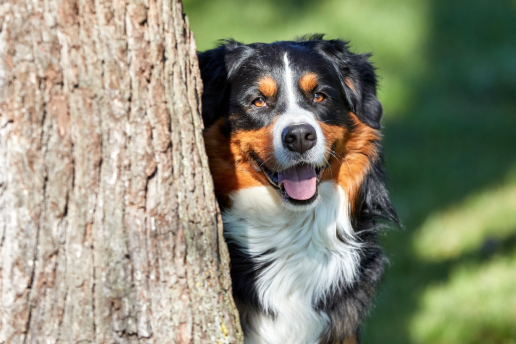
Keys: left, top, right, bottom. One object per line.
{"left": 199, "top": 36, "right": 396, "bottom": 220}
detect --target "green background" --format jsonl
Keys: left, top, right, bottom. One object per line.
{"left": 183, "top": 0, "right": 516, "bottom": 343}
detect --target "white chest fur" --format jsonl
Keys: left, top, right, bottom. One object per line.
{"left": 223, "top": 181, "right": 362, "bottom": 344}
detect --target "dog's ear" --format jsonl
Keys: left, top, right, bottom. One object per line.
{"left": 348, "top": 53, "right": 383, "bottom": 130}
{"left": 198, "top": 40, "right": 251, "bottom": 128}
{"left": 318, "top": 39, "right": 383, "bottom": 129}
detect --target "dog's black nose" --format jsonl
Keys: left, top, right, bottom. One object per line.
{"left": 282, "top": 123, "right": 317, "bottom": 154}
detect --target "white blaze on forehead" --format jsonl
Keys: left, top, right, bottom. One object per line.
{"left": 284, "top": 53, "right": 296, "bottom": 108}
{"left": 272, "top": 53, "right": 326, "bottom": 169}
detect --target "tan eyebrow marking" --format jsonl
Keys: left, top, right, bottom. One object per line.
{"left": 344, "top": 78, "right": 355, "bottom": 92}
{"left": 299, "top": 72, "right": 318, "bottom": 92}
{"left": 258, "top": 76, "right": 278, "bottom": 98}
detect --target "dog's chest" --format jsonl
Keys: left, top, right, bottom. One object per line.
{"left": 223, "top": 182, "right": 362, "bottom": 344}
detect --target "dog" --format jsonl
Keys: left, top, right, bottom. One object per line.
{"left": 198, "top": 35, "right": 399, "bottom": 344}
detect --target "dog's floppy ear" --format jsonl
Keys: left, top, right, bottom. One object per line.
{"left": 318, "top": 39, "right": 383, "bottom": 129}
{"left": 197, "top": 40, "right": 251, "bottom": 128}
{"left": 348, "top": 53, "right": 383, "bottom": 130}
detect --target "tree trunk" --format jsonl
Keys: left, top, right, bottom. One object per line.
{"left": 0, "top": 0, "right": 242, "bottom": 343}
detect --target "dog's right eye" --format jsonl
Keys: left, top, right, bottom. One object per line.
{"left": 313, "top": 93, "right": 325, "bottom": 103}
{"left": 253, "top": 97, "right": 266, "bottom": 108}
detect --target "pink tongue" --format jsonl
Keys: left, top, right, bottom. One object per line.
{"left": 278, "top": 165, "right": 317, "bottom": 200}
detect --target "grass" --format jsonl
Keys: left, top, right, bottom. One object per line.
{"left": 411, "top": 251, "right": 516, "bottom": 344}
{"left": 183, "top": 0, "right": 516, "bottom": 342}
{"left": 414, "top": 171, "right": 516, "bottom": 262}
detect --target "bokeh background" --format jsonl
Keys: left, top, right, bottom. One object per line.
{"left": 183, "top": 0, "right": 516, "bottom": 343}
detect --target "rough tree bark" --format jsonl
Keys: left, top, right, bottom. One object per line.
{"left": 0, "top": 0, "right": 243, "bottom": 343}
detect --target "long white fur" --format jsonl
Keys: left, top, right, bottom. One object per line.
{"left": 272, "top": 54, "right": 327, "bottom": 170}
{"left": 223, "top": 182, "right": 362, "bottom": 344}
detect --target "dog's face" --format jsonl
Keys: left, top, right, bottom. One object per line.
{"left": 200, "top": 38, "right": 383, "bottom": 211}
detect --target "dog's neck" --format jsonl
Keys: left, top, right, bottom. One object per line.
{"left": 223, "top": 181, "right": 362, "bottom": 344}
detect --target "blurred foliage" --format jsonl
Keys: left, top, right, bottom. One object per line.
{"left": 183, "top": 0, "right": 516, "bottom": 343}
{"left": 414, "top": 171, "right": 516, "bottom": 262}
{"left": 411, "top": 250, "right": 516, "bottom": 344}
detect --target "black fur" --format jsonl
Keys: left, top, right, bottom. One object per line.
{"left": 199, "top": 35, "right": 399, "bottom": 343}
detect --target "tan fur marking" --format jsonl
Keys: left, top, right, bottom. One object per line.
{"left": 203, "top": 118, "right": 277, "bottom": 206}
{"left": 344, "top": 78, "right": 355, "bottom": 92}
{"left": 299, "top": 72, "right": 318, "bottom": 92}
{"left": 341, "top": 336, "right": 358, "bottom": 344}
{"left": 319, "top": 113, "right": 380, "bottom": 215}
{"left": 258, "top": 76, "right": 278, "bottom": 98}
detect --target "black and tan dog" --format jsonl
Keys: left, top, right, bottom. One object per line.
{"left": 198, "top": 35, "right": 398, "bottom": 344}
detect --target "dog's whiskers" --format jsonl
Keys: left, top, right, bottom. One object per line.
{"left": 344, "top": 158, "right": 352, "bottom": 174}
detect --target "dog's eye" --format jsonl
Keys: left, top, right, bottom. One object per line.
{"left": 253, "top": 97, "right": 266, "bottom": 107}
{"left": 313, "top": 93, "right": 325, "bottom": 103}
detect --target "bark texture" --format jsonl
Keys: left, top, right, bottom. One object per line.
{"left": 0, "top": 0, "right": 243, "bottom": 343}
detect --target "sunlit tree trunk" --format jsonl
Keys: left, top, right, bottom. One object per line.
{"left": 0, "top": 0, "right": 242, "bottom": 342}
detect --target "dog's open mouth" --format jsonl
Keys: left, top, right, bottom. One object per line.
{"left": 254, "top": 155, "right": 326, "bottom": 205}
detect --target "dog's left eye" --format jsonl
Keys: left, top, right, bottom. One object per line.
{"left": 313, "top": 93, "right": 325, "bottom": 103}
{"left": 253, "top": 97, "right": 266, "bottom": 107}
